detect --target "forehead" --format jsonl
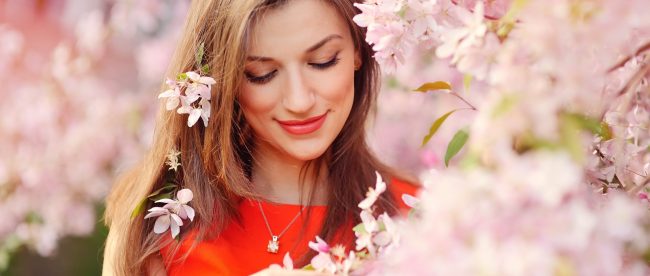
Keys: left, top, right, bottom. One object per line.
{"left": 247, "top": 0, "right": 350, "bottom": 55}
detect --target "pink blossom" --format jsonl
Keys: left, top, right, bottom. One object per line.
{"left": 358, "top": 172, "right": 387, "bottom": 210}
{"left": 156, "top": 189, "right": 195, "bottom": 221}
{"left": 144, "top": 207, "right": 184, "bottom": 238}
{"left": 308, "top": 236, "right": 330, "bottom": 254}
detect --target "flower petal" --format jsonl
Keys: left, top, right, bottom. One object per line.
{"left": 201, "top": 99, "right": 211, "bottom": 127}
{"left": 184, "top": 90, "right": 200, "bottom": 104}
{"left": 282, "top": 252, "right": 293, "bottom": 270}
{"left": 165, "top": 97, "right": 179, "bottom": 110}
{"left": 184, "top": 205, "right": 195, "bottom": 221}
{"left": 170, "top": 219, "right": 180, "bottom": 238}
{"left": 153, "top": 215, "right": 171, "bottom": 234}
{"left": 358, "top": 196, "right": 374, "bottom": 210}
{"left": 177, "top": 188, "right": 193, "bottom": 203}
{"left": 311, "top": 252, "right": 334, "bottom": 273}
{"left": 155, "top": 198, "right": 176, "bottom": 204}
{"left": 196, "top": 84, "right": 212, "bottom": 100}
{"left": 360, "top": 210, "right": 377, "bottom": 232}
{"left": 372, "top": 231, "right": 391, "bottom": 246}
{"left": 158, "top": 89, "right": 177, "bottom": 98}
{"left": 170, "top": 213, "right": 184, "bottom": 227}
{"left": 199, "top": 76, "right": 216, "bottom": 85}
{"left": 401, "top": 194, "right": 419, "bottom": 208}
{"left": 187, "top": 108, "right": 202, "bottom": 127}
{"left": 375, "top": 171, "right": 386, "bottom": 194}
{"left": 186, "top": 71, "right": 200, "bottom": 82}
{"left": 176, "top": 205, "right": 188, "bottom": 220}
{"left": 144, "top": 207, "right": 169, "bottom": 219}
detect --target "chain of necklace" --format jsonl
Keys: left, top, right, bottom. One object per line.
{"left": 256, "top": 200, "right": 307, "bottom": 253}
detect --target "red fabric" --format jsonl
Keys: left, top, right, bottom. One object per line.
{"left": 161, "top": 179, "right": 418, "bottom": 275}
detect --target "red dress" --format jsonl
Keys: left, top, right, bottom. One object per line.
{"left": 161, "top": 179, "right": 417, "bottom": 275}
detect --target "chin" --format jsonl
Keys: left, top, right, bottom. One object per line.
{"left": 283, "top": 143, "right": 330, "bottom": 161}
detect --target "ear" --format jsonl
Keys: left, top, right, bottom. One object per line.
{"left": 354, "top": 50, "right": 362, "bottom": 70}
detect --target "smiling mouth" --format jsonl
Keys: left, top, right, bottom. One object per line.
{"left": 276, "top": 112, "right": 328, "bottom": 135}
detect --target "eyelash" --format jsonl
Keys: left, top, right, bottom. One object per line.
{"left": 309, "top": 54, "right": 340, "bottom": 70}
{"left": 245, "top": 53, "right": 341, "bottom": 85}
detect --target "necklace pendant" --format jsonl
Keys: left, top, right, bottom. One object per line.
{"left": 267, "top": 236, "right": 279, "bottom": 253}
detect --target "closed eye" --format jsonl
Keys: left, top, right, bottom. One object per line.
{"left": 245, "top": 70, "right": 277, "bottom": 85}
{"left": 309, "top": 52, "right": 340, "bottom": 70}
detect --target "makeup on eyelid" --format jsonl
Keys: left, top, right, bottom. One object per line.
{"left": 244, "top": 51, "right": 342, "bottom": 84}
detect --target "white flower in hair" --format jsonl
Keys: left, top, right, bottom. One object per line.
{"left": 144, "top": 188, "right": 195, "bottom": 238}
{"left": 165, "top": 148, "right": 181, "bottom": 171}
{"left": 158, "top": 79, "right": 182, "bottom": 111}
{"left": 158, "top": 71, "right": 215, "bottom": 127}
{"left": 156, "top": 188, "right": 195, "bottom": 221}
{"left": 144, "top": 206, "right": 184, "bottom": 238}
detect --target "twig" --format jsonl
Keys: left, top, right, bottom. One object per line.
{"left": 450, "top": 92, "right": 477, "bottom": 110}
{"left": 616, "top": 61, "right": 650, "bottom": 97}
{"left": 607, "top": 41, "right": 650, "bottom": 73}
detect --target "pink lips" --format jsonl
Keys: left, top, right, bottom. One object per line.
{"left": 277, "top": 112, "right": 328, "bottom": 135}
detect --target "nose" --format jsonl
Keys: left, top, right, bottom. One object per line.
{"left": 282, "top": 66, "right": 315, "bottom": 114}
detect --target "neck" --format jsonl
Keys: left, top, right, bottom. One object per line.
{"left": 251, "top": 142, "right": 328, "bottom": 206}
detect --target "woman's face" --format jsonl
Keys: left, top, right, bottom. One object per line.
{"left": 240, "top": 0, "right": 359, "bottom": 161}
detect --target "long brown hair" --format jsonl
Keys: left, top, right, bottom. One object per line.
{"left": 104, "top": 0, "right": 403, "bottom": 274}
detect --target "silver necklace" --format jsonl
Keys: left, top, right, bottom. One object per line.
{"left": 256, "top": 200, "right": 306, "bottom": 253}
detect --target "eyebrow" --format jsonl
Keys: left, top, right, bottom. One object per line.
{"left": 246, "top": 34, "right": 343, "bottom": 62}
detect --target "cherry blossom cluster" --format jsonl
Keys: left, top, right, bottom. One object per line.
{"left": 0, "top": 0, "right": 188, "bottom": 268}
{"left": 266, "top": 172, "right": 409, "bottom": 275}
{"left": 144, "top": 188, "right": 195, "bottom": 239}
{"left": 353, "top": 0, "right": 650, "bottom": 274}
{"left": 158, "top": 71, "right": 216, "bottom": 128}
{"left": 372, "top": 153, "right": 649, "bottom": 275}
{"left": 143, "top": 149, "right": 195, "bottom": 239}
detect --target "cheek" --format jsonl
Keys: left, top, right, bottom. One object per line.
{"left": 239, "top": 85, "right": 278, "bottom": 119}
{"left": 316, "top": 64, "right": 356, "bottom": 108}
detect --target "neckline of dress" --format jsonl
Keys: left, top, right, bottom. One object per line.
{"left": 244, "top": 198, "right": 328, "bottom": 209}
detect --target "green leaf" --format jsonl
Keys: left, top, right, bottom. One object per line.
{"left": 491, "top": 95, "right": 517, "bottom": 118}
{"left": 413, "top": 81, "right": 452, "bottom": 93}
{"left": 498, "top": 0, "right": 528, "bottom": 37}
{"left": 149, "top": 192, "right": 173, "bottom": 202}
{"left": 560, "top": 114, "right": 583, "bottom": 162}
{"left": 201, "top": 64, "right": 210, "bottom": 75}
{"left": 407, "top": 208, "right": 417, "bottom": 219}
{"left": 422, "top": 110, "right": 457, "bottom": 147}
{"left": 131, "top": 183, "right": 177, "bottom": 219}
{"left": 352, "top": 222, "right": 367, "bottom": 235}
{"left": 302, "top": 264, "right": 315, "bottom": 271}
{"left": 463, "top": 74, "right": 472, "bottom": 92}
{"left": 444, "top": 129, "right": 469, "bottom": 167}
{"left": 565, "top": 113, "right": 613, "bottom": 141}
{"left": 386, "top": 76, "right": 400, "bottom": 89}
{"left": 177, "top": 73, "right": 188, "bottom": 81}
{"left": 643, "top": 248, "right": 650, "bottom": 265}
{"left": 131, "top": 197, "right": 148, "bottom": 219}
{"left": 148, "top": 183, "right": 177, "bottom": 198}
{"left": 598, "top": 121, "right": 613, "bottom": 140}
{"left": 195, "top": 42, "right": 205, "bottom": 68}
{"left": 356, "top": 251, "right": 368, "bottom": 258}
{"left": 459, "top": 151, "right": 481, "bottom": 170}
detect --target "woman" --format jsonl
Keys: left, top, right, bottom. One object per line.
{"left": 103, "top": 0, "right": 416, "bottom": 275}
